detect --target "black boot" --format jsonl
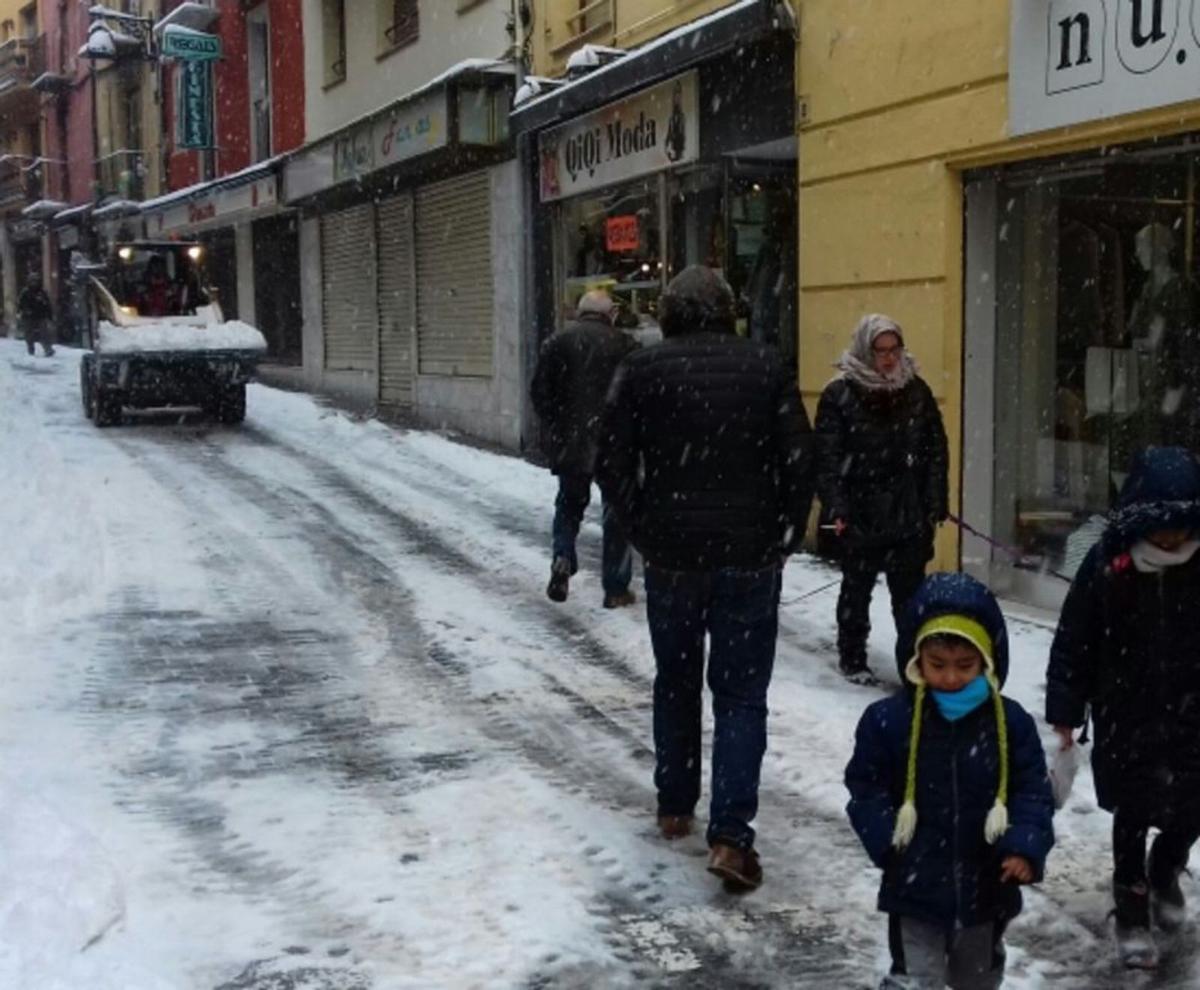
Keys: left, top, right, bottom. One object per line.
{"left": 838, "top": 655, "right": 879, "bottom": 687}
{"left": 546, "top": 557, "right": 572, "bottom": 603}
{"left": 1148, "top": 839, "right": 1188, "bottom": 932}
{"left": 1113, "top": 881, "right": 1158, "bottom": 969}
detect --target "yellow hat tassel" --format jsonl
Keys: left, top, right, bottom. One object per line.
{"left": 892, "top": 682, "right": 926, "bottom": 850}
{"left": 984, "top": 673, "right": 1010, "bottom": 844}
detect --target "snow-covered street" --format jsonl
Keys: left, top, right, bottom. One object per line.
{"left": 1, "top": 338, "right": 1195, "bottom": 989}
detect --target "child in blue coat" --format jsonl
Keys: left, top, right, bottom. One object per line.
{"left": 846, "top": 573, "right": 1055, "bottom": 989}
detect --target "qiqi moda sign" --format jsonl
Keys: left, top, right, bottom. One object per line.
{"left": 538, "top": 71, "right": 698, "bottom": 202}
{"left": 1011, "top": 0, "right": 1200, "bottom": 134}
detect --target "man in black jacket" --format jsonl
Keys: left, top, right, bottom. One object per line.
{"left": 17, "top": 273, "right": 55, "bottom": 357}
{"left": 531, "top": 290, "right": 639, "bottom": 607}
{"left": 597, "top": 266, "right": 814, "bottom": 892}
{"left": 815, "top": 314, "right": 948, "bottom": 686}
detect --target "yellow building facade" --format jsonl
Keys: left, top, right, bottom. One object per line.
{"left": 532, "top": 0, "right": 742, "bottom": 74}
{"left": 799, "top": 1, "right": 1200, "bottom": 604}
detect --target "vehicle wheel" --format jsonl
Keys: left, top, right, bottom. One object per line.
{"left": 80, "top": 355, "right": 94, "bottom": 419}
{"left": 93, "top": 387, "right": 121, "bottom": 428}
{"left": 216, "top": 384, "right": 246, "bottom": 424}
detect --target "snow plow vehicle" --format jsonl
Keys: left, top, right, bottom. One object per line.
{"left": 79, "top": 240, "right": 267, "bottom": 427}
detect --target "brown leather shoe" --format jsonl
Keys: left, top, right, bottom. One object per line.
{"left": 603, "top": 589, "right": 637, "bottom": 609}
{"left": 657, "top": 814, "right": 693, "bottom": 840}
{"left": 707, "top": 842, "right": 762, "bottom": 892}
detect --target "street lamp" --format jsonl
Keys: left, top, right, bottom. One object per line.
{"left": 78, "top": 7, "right": 157, "bottom": 62}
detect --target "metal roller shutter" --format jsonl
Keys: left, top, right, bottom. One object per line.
{"left": 321, "top": 203, "right": 377, "bottom": 371}
{"left": 376, "top": 193, "right": 416, "bottom": 406}
{"left": 415, "top": 171, "right": 493, "bottom": 377}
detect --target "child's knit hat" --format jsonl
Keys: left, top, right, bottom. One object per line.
{"left": 891, "top": 577, "right": 1012, "bottom": 852}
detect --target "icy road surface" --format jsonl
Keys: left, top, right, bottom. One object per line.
{"left": 1, "top": 339, "right": 1195, "bottom": 988}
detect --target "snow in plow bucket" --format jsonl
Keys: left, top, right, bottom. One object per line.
{"left": 95, "top": 316, "right": 266, "bottom": 355}
{"left": 79, "top": 239, "right": 268, "bottom": 428}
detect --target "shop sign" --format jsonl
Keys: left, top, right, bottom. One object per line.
{"left": 538, "top": 71, "right": 699, "bottom": 203}
{"left": 331, "top": 91, "right": 448, "bottom": 185}
{"left": 1011, "top": 0, "right": 1200, "bottom": 135}
{"left": 605, "top": 215, "right": 640, "bottom": 252}
{"left": 153, "top": 175, "right": 278, "bottom": 234}
{"left": 179, "top": 60, "right": 213, "bottom": 149}
{"left": 161, "top": 26, "right": 222, "bottom": 61}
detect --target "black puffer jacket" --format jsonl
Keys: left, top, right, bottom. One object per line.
{"left": 530, "top": 314, "right": 639, "bottom": 475}
{"left": 814, "top": 376, "right": 948, "bottom": 551}
{"left": 596, "top": 332, "right": 814, "bottom": 571}
{"left": 1046, "top": 447, "right": 1200, "bottom": 824}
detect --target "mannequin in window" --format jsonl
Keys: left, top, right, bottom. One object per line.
{"left": 1127, "top": 222, "right": 1189, "bottom": 451}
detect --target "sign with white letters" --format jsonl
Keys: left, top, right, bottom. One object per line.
{"left": 537, "top": 72, "right": 698, "bottom": 203}
{"left": 1011, "top": 0, "right": 1200, "bottom": 135}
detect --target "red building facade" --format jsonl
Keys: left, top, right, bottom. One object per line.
{"left": 164, "top": 0, "right": 305, "bottom": 190}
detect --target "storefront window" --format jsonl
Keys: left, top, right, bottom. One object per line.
{"left": 991, "top": 150, "right": 1200, "bottom": 580}
{"left": 556, "top": 177, "right": 663, "bottom": 334}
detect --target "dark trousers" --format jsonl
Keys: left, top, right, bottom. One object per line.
{"left": 885, "top": 915, "right": 1005, "bottom": 990}
{"left": 22, "top": 318, "right": 53, "bottom": 356}
{"left": 1113, "top": 807, "right": 1200, "bottom": 887}
{"left": 645, "top": 562, "right": 781, "bottom": 850}
{"left": 836, "top": 542, "right": 930, "bottom": 669}
{"left": 551, "top": 472, "right": 632, "bottom": 595}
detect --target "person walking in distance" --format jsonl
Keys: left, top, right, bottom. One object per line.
{"left": 1046, "top": 446, "right": 1200, "bottom": 970}
{"left": 597, "top": 266, "right": 814, "bottom": 891}
{"left": 815, "top": 314, "right": 948, "bottom": 686}
{"left": 17, "top": 272, "right": 55, "bottom": 357}
{"left": 530, "top": 290, "right": 639, "bottom": 607}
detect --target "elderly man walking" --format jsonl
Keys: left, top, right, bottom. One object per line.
{"left": 531, "top": 290, "right": 639, "bottom": 607}
{"left": 597, "top": 266, "right": 814, "bottom": 892}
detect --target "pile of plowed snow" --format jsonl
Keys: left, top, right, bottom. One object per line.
{"left": 96, "top": 320, "right": 266, "bottom": 354}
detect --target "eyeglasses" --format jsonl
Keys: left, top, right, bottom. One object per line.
{"left": 871, "top": 343, "right": 904, "bottom": 357}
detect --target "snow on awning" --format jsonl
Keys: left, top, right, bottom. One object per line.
{"left": 92, "top": 199, "right": 142, "bottom": 219}
{"left": 510, "top": 0, "right": 794, "bottom": 133}
{"left": 21, "top": 199, "right": 69, "bottom": 220}
{"left": 139, "top": 156, "right": 282, "bottom": 216}
{"left": 52, "top": 203, "right": 93, "bottom": 225}
{"left": 513, "top": 76, "right": 567, "bottom": 108}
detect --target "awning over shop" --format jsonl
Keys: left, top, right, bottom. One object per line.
{"left": 20, "top": 199, "right": 69, "bottom": 220}
{"left": 510, "top": 0, "right": 794, "bottom": 134}
{"left": 51, "top": 202, "right": 93, "bottom": 225}
{"left": 92, "top": 199, "right": 142, "bottom": 219}
{"left": 139, "top": 157, "right": 283, "bottom": 236}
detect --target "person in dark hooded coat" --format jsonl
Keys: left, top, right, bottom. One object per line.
{"left": 847, "top": 572, "right": 1054, "bottom": 990}
{"left": 1046, "top": 445, "right": 1200, "bottom": 969}
{"left": 597, "top": 265, "right": 814, "bottom": 892}
{"left": 816, "top": 314, "right": 948, "bottom": 685}
{"left": 530, "top": 290, "right": 639, "bottom": 607}
{"left": 17, "top": 273, "right": 55, "bottom": 357}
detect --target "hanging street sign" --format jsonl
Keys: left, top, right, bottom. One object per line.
{"left": 179, "top": 59, "right": 213, "bottom": 149}
{"left": 161, "top": 25, "right": 222, "bottom": 61}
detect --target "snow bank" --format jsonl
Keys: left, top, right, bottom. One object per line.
{"left": 97, "top": 319, "right": 266, "bottom": 355}
{"left": 0, "top": 774, "right": 132, "bottom": 990}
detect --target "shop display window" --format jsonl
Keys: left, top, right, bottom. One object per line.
{"left": 992, "top": 152, "right": 1200, "bottom": 579}
{"left": 553, "top": 168, "right": 797, "bottom": 360}
{"left": 556, "top": 177, "right": 663, "bottom": 335}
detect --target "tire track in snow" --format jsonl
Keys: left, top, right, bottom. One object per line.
{"left": 143, "top": 429, "right": 878, "bottom": 987}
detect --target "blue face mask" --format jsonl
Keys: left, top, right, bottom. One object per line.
{"left": 931, "top": 674, "right": 991, "bottom": 722}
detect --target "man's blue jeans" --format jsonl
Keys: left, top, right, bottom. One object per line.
{"left": 551, "top": 472, "right": 632, "bottom": 595}
{"left": 644, "top": 562, "right": 781, "bottom": 850}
